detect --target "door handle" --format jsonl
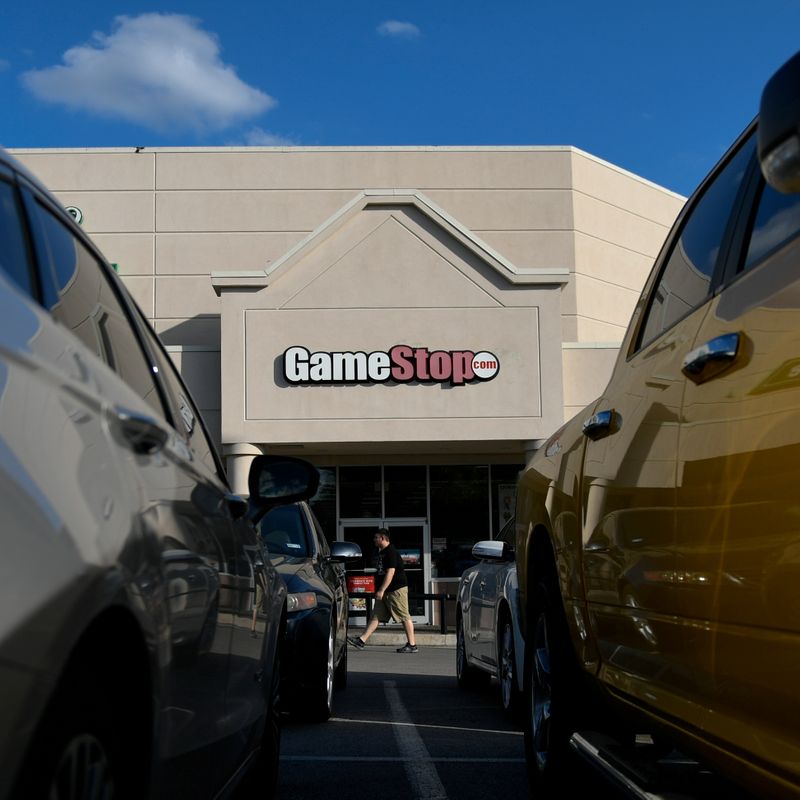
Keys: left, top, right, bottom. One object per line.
{"left": 111, "top": 406, "right": 169, "bottom": 455}
{"left": 582, "top": 409, "right": 620, "bottom": 440}
{"left": 682, "top": 332, "right": 742, "bottom": 384}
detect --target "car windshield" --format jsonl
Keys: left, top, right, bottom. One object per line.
{"left": 260, "top": 505, "right": 310, "bottom": 557}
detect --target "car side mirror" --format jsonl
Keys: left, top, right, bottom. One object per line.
{"left": 329, "top": 541, "right": 362, "bottom": 562}
{"left": 247, "top": 455, "right": 320, "bottom": 521}
{"left": 471, "top": 540, "right": 507, "bottom": 561}
{"left": 759, "top": 50, "right": 800, "bottom": 193}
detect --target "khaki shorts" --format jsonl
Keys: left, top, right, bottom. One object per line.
{"left": 373, "top": 586, "right": 411, "bottom": 623}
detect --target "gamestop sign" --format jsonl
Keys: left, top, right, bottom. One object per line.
{"left": 284, "top": 345, "right": 500, "bottom": 386}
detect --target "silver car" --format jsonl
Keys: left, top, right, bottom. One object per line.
{"left": 455, "top": 517, "right": 524, "bottom": 713}
{"left": 0, "top": 148, "right": 319, "bottom": 799}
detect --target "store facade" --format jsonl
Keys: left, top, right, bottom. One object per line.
{"left": 213, "top": 188, "right": 569, "bottom": 617}
{"left": 13, "top": 145, "right": 684, "bottom": 622}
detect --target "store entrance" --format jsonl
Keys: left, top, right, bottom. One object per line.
{"left": 339, "top": 518, "right": 429, "bottom": 625}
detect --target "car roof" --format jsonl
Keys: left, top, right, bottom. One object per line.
{"left": 0, "top": 145, "right": 92, "bottom": 241}
{"left": 1, "top": 147, "right": 57, "bottom": 201}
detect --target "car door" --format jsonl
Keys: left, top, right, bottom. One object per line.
{"left": 473, "top": 519, "right": 514, "bottom": 666}
{"left": 580, "top": 129, "right": 756, "bottom": 731}
{"left": 20, "top": 184, "right": 235, "bottom": 794}
{"left": 465, "top": 557, "right": 488, "bottom": 659}
{"left": 676, "top": 143, "right": 800, "bottom": 776}
{"left": 133, "top": 315, "right": 278, "bottom": 780}
{"left": 305, "top": 504, "right": 347, "bottom": 651}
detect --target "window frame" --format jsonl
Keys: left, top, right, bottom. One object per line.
{"left": 721, "top": 152, "right": 800, "bottom": 286}
{"left": 131, "top": 312, "right": 229, "bottom": 486}
{"left": 497, "top": 517, "right": 515, "bottom": 546}
{"left": 16, "top": 176, "right": 230, "bottom": 487}
{"left": 0, "top": 170, "right": 41, "bottom": 301}
{"left": 628, "top": 121, "right": 759, "bottom": 359}
{"left": 18, "top": 181, "right": 174, "bottom": 417}
{"left": 302, "top": 503, "right": 330, "bottom": 559}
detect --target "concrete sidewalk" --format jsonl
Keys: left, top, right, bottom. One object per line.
{"left": 347, "top": 624, "right": 456, "bottom": 648}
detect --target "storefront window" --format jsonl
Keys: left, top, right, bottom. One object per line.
{"left": 309, "top": 466, "right": 337, "bottom": 543}
{"left": 384, "top": 465, "right": 427, "bottom": 518}
{"left": 491, "top": 464, "right": 523, "bottom": 536}
{"left": 339, "top": 466, "right": 382, "bottom": 518}
{"left": 315, "top": 462, "right": 522, "bottom": 559}
{"left": 429, "top": 465, "right": 489, "bottom": 578}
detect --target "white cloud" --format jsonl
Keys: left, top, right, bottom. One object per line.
{"left": 241, "top": 128, "right": 296, "bottom": 146}
{"left": 21, "top": 14, "right": 275, "bottom": 134}
{"left": 377, "top": 20, "right": 421, "bottom": 39}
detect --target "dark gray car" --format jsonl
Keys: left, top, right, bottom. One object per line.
{"left": 260, "top": 502, "right": 361, "bottom": 721}
{"left": 0, "top": 147, "right": 319, "bottom": 800}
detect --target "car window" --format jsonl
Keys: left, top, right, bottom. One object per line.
{"left": 637, "top": 134, "right": 756, "bottom": 349}
{"left": 305, "top": 505, "right": 330, "bottom": 557}
{"left": 260, "top": 504, "right": 310, "bottom": 557}
{"left": 27, "top": 198, "right": 165, "bottom": 417}
{"left": 0, "top": 179, "right": 34, "bottom": 296}
{"left": 498, "top": 518, "right": 515, "bottom": 545}
{"left": 138, "top": 323, "right": 221, "bottom": 477}
{"left": 740, "top": 178, "right": 800, "bottom": 272}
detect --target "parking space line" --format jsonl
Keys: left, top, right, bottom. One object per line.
{"left": 329, "top": 717, "right": 523, "bottom": 737}
{"left": 385, "top": 680, "right": 449, "bottom": 800}
{"left": 281, "top": 756, "right": 526, "bottom": 763}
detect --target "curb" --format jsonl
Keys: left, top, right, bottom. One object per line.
{"left": 349, "top": 631, "right": 456, "bottom": 648}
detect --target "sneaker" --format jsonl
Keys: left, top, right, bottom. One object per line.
{"left": 396, "top": 642, "right": 419, "bottom": 653}
{"left": 347, "top": 635, "right": 365, "bottom": 649}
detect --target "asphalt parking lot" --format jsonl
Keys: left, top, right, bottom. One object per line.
{"left": 268, "top": 643, "right": 622, "bottom": 800}
{"left": 274, "top": 644, "right": 523, "bottom": 800}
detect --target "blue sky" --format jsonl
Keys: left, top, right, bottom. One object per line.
{"left": 1, "top": 1, "right": 798, "bottom": 195}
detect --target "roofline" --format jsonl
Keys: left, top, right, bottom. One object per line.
{"left": 212, "top": 188, "right": 570, "bottom": 293}
{"left": 9, "top": 144, "right": 577, "bottom": 154}
{"left": 7, "top": 144, "right": 685, "bottom": 200}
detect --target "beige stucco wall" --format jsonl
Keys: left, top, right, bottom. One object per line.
{"left": 12, "top": 146, "right": 684, "bottom": 445}
{"left": 215, "top": 195, "right": 566, "bottom": 456}
{"left": 567, "top": 150, "right": 685, "bottom": 343}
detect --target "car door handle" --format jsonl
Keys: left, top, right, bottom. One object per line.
{"left": 582, "top": 409, "right": 620, "bottom": 440}
{"left": 584, "top": 542, "right": 611, "bottom": 554}
{"left": 111, "top": 406, "right": 169, "bottom": 455}
{"left": 682, "top": 332, "right": 741, "bottom": 384}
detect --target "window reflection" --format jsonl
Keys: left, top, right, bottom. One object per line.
{"left": 309, "top": 467, "right": 337, "bottom": 543}
{"left": 33, "top": 202, "right": 163, "bottom": 417}
{"left": 0, "top": 181, "right": 33, "bottom": 295}
{"left": 743, "top": 180, "right": 800, "bottom": 271}
{"left": 638, "top": 135, "right": 755, "bottom": 348}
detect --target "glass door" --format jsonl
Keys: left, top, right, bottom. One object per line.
{"left": 340, "top": 518, "right": 430, "bottom": 625}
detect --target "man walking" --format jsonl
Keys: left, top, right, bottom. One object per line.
{"left": 348, "top": 528, "right": 418, "bottom": 653}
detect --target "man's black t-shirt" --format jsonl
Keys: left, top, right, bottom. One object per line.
{"left": 374, "top": 543, "right": 407, "bottom": 592}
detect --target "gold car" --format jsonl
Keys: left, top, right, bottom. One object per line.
{"left": 516, "top": 52, "right": 800, "bottom": 798}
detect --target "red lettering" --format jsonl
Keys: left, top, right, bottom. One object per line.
{"left": 451, "top": 351, "right": 474, "bottom": 385}
{"left": 390, "top": 344, "right": 415, "bottom": 381}
{"left": 428, "top": 351, "right": 451, "bottom": 381}
{"left": 414, "top": 347, "right": 430, "bottom": 380}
